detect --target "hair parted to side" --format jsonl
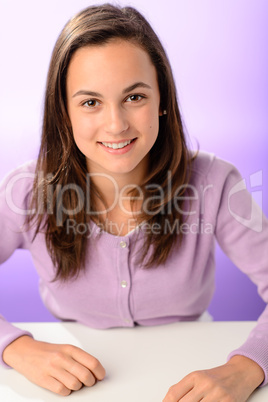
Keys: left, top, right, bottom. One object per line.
{"left": 27, "top": 3, "right": 195, "bottom": 281}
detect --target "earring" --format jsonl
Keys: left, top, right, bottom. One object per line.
{"left": 163, "top": 110, "right": 167, "bottom": 115}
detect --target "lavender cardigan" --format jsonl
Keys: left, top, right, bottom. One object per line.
{"left": 0, "top": 152, "right": 267, "bottom": 385}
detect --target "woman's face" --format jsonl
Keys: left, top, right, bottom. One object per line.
{"left": 66, "top": 39, "right": 161, "bottom": 181}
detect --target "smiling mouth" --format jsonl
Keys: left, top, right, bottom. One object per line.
{"left": 100, "top": 138, "right": 136, "bottom": 150}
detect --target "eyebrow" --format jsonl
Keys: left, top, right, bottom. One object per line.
{"left": 72, "top": 82, "right": 152, "bottom": 98}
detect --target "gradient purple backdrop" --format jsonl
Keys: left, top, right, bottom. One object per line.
{"left": 0, "top": 0, "right": 267, "bottom": 322}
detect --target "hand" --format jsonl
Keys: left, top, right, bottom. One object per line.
{"left": 3, "top": 335, "right": 106, "bottom": 396}
{"left": 162, "top": 355, "right": 264, "bottom": 402}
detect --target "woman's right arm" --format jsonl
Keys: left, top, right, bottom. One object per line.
{"left": 3, "top": 335, "right": 106, "bottom": 396}
{"left": 0, "top": 163, "right": 105, "bottom": 394}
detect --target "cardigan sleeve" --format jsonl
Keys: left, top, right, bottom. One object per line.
{"left": 212, "top": 157, "right": 268, "bottom": 386}
{"left": 0, "top": 162, "right": 36, "bottom": 367}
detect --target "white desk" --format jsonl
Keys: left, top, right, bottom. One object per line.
{"left": 0, "top": 322, "right": 267, "bottom": 401}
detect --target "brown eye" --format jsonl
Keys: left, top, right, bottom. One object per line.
{"left": 83, "top": 99, "right": 100, "bottom": 107}
{"left": 126, "top": 94, "right": 144, "bottom": 102}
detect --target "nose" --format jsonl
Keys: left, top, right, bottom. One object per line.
{"left": 104, "top": 104, "right": 129, "bottom": 135}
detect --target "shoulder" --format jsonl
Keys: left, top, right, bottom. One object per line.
{"left": 0, "top": 160, "right": 37, "bottom": 181}
{"left": 0, "top": 160, "right": 37, "bottom": 209}
{"left": 0, "top": 160, "right": 37, "bottom": 187}
{"left": 189, "top": 150, "right": 241, "bottom": 186}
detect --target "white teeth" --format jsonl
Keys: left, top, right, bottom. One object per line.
{"left": 101, "top": 140, "right": 132, "bottom": 149}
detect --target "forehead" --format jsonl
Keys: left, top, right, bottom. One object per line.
{"left": 66, "top": 39, "right": 159, "bottom": 92}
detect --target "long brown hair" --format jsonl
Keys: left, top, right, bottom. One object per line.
{"left": 27, "top": 3, "right": 194, "bottom": 281}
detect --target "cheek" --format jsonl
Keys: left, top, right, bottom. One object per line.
{"left": 71, "top": 115, "right": 95, "bottom": 142}
{"left": 139, "top": 105, "right": 159, "bottom": 136}
{"left": 149, "top": 111, "right": 160, "bottom": 140}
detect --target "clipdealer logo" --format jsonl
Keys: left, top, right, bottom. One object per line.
{"left": 228, "top": 170, "right": 263, "bottom": 233}
{"left": 5, "top": 169, "right": 264, "bottom": 234}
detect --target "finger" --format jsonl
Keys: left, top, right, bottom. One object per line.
{"left": 40, "top": 375, "right": 72, "bottom": 396}
{"left": 67, "top": 359, "right": 97, "bottom": 387}
{"left": 51, "top": 368, "right": 83, "bottom": 392}
{"left": 163, "top": 376, "right": 194, "bottom": 401}
{"left": 179, "top": 388, "right": 204, "bottom": 402}
{"left": 68, "top": 346, "right": 106, "bottom": 380}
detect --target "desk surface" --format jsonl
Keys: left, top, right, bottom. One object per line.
{"left": 0, "top": 321, "right": 266, "bottom": 401}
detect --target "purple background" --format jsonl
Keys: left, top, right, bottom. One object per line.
{"left": 0, "top": 0, "right": 267, "bottom": 322}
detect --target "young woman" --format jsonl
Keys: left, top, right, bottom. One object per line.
{"left": 0, "top": 4, "right": 267, "bottom": 401}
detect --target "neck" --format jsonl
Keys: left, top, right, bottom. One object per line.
{"left": 87, "top": 157, "right": 148, "bottom": 215}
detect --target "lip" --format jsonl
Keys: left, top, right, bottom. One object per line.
{"left": 98, "top": 138, "right": 137, "bottom": 154}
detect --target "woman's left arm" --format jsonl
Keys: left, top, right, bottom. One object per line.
{"left": 163, "top": 157, "right": 268, "bottom": 401}
{"left": 163, "top": 355, "right": 264, "bottom": 401}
